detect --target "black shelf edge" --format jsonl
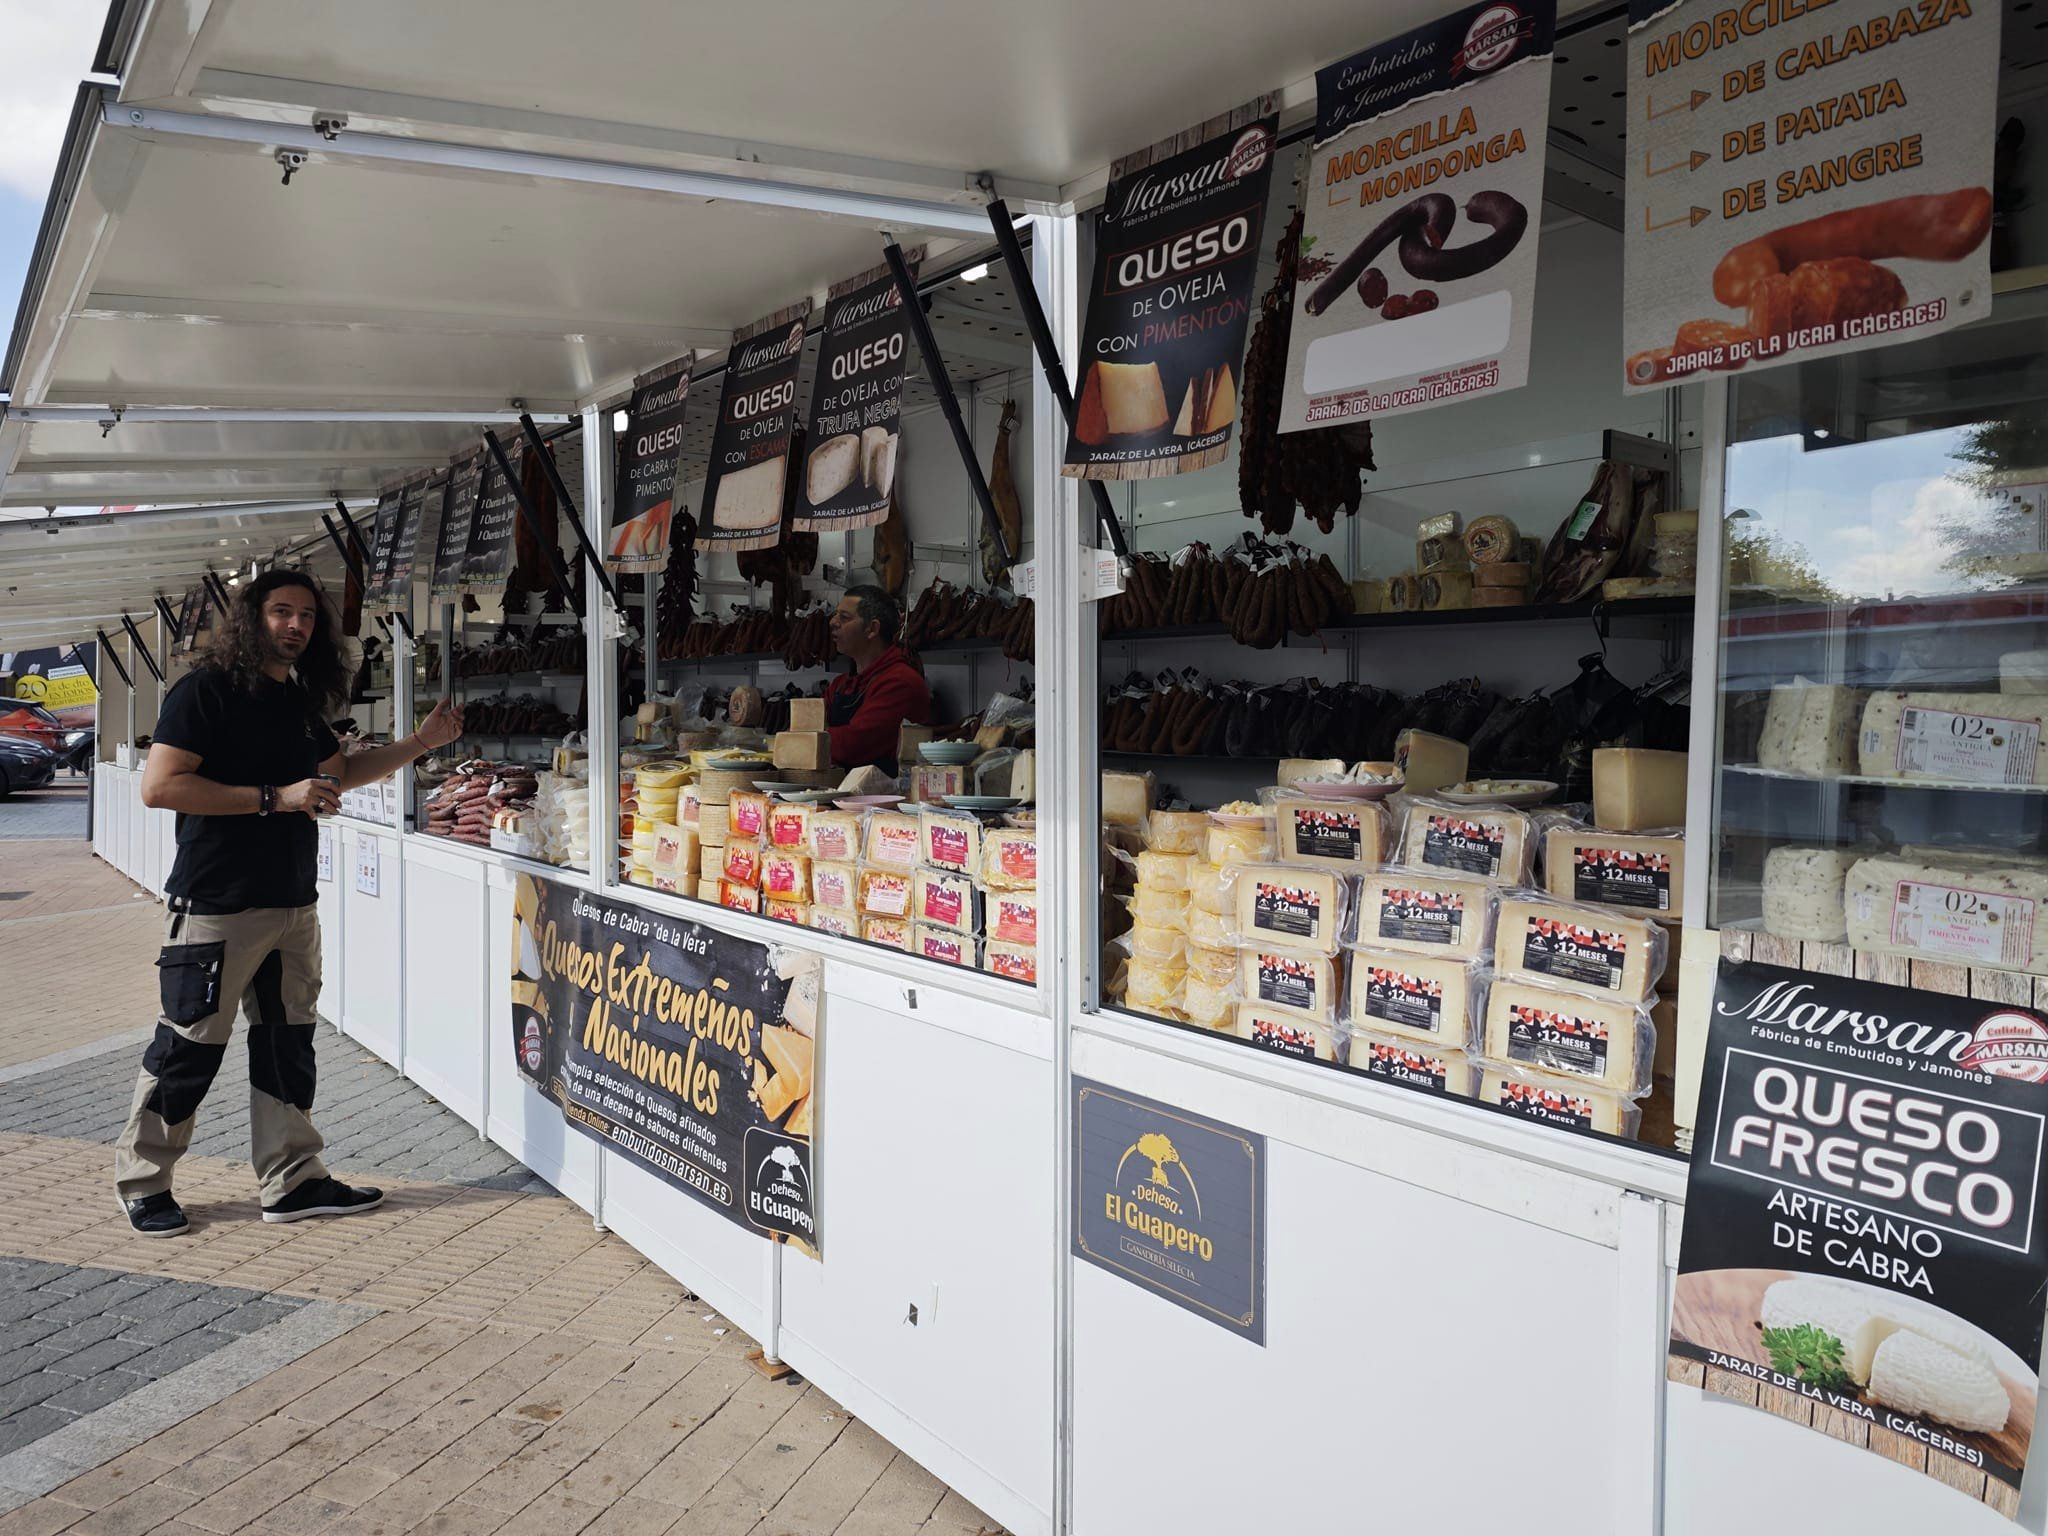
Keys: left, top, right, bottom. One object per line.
{"left": 646, "top": 634, "right": 1020, "bottom": 670}
{"left": 1098, "top": 595, "right": 1693, "bottom": 644}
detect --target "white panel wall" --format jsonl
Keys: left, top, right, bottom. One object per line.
{"left": 400, "top": 845, "right": 491, "bottom": 1130}
{"left": 338, "top": 820, "right": 403, "bottom": 1066}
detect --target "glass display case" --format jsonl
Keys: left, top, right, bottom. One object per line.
{"left": 1711, "top": 285, "right": 2048, "bottom": 994}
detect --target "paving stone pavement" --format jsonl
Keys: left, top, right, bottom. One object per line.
{"left": 0, "top": 782, "right": 88, "bottom": 841}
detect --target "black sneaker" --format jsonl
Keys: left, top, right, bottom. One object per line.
{"left": 120, "top": 1191, "right": 189, "bottom": 1238}
{"left": 261, "top": 1176, "right": 384, "bottom": 1224}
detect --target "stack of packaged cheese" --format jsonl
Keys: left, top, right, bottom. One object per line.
{"left": 853, "top": 808, "right": 919, "bottom": 951}
{"left": 758, "top": 800, "right": 813, "bottom": 925}
{"left": 622, "top": 760, "right": 688, "bottom": 887}
{"left": 804, "top": 806, "right": 863, "bottom": 938}
{"left": 980, "top": 818, "right": 1038, "bottom": 982}
{"left": 910, "top": 807, "right": 984, "bottom": 969}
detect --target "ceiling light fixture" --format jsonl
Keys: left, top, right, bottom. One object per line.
{"left": 960, "top": 262, "right": 991, "bottom": 283}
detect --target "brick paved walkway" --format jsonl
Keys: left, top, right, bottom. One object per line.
{"left": 0, "top": 841, "right": 1003, "bottom": 1535}
{"left": 0, "top": 780, "right": 88, "bottom": 841}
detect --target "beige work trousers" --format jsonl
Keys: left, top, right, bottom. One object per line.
{"left": 113, "top": 902, "right": 330, "bottom": 1205}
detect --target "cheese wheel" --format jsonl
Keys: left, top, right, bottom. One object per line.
{"left": 1543, "top": 827, "right": 1685, "bottom": 920}
{"left": 1188, "top": 861, "right": 1230, "bottom": 913}
{"left": 1147, "top": 811, "right": 1208, "bottom": 855}
{"left": 1184, "top": 943, "right": 1237, "bottom": 985}
{"left": 1128, "top": 885, "right": 1190, "bottom": 930}
{"left": 1127, "top": 922, "right": 1188, "bottom": 965}
{"left": 1229, "top": 863, "right": 1345, "bottom": 955}
{"left": 1344, "top": 1030, "right": 1479, "bottom": 1097}
{"left": 635, "top": 763, "right": 688, "bottom": 790}
{"left": 1238, "top": 948, "right": 1339, "bottom": 1022}
{"left": 1186, "top": 905, "right": 1231, "bottom": 949}
{"left": 1206, "top": 823, "right": 1274, "bottom": 865}
{"left": 1400, "top": 799, "right": 1533, "bottom": 882}
{"left": 913, "top": 867, "right": 980, "bottom": 933}
{"left": 1354, "top": 871, "right": 1497, "bottom": 960}
{"left": 1274, "top": 798, "right": 1386, "bottom": 869}
{"left": 1471, "top": 587, "right": 1528, "bottom": 608}
{"left": 1480, "top": 1066, "right": 1638, "bottom": 1139}
{"left": 1135, "top": 849, "right": 1196, "bottom": 894}
{"left": 1182, "top": 972, "right": 1235, "bottom": 1030}
{"left": 1495, "top": 896, "right": 1665, "bottom": 1001}
{"left": 1233, "top": 1005, "right": 1338, "bottom": 1062}
{"left": 1464, "top": 514, "right": 1520, "bottom": 564}
{"left": 1483, "top": 980, "right": 1653, "bottom": 1095}
{"left": 1347, "top": 946, "right": 1483, "bottom": 1049}
{"left": 1126, "top": 958, "right": 1185, "bottom": 1013}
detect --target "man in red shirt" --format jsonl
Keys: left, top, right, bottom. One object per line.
{"left": 824, "top": 586, "right": 931, "bottom": 776}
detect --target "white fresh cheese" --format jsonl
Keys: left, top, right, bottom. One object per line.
{"left": 1859, "top": 691, "right": 2048, "bottom": 785}
{"left": 1757, "top": 683, "right": 1867, "bottom": 776}
{"left": 1844, "top": 854, "right": 2048, "bottom": 973}
{"left": 1761, "top": 847, "right": 1857, "bottom": 942}
{"left": 1759, "top": 1276, "right": 1995, "bottom": 1388}
{"left": 1866, "top": 1330, "right": 2010, "bottom": 1434}
{"left": 711, "top": 456, "right": 786, "bottom": 534}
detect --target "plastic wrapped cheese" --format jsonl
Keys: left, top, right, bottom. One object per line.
{"left": 809, "top": 909, "right": 857, "bottom": 938}
{"left": 1844, "top": 854, "right": 2048, "bottom": 973}
{"left": 728, "top": 791, "right": 770, "bottom": 843}
{"left": 721, "top": 840, "right": 765, "bottom": 887}
{"left": 983, "top": 828, "right": 1038, "bottom": 889}
{"left": 1758, "top": 683, "right": 1867, "bottom": 776}
{"left": 1543, "top": 827, "right": 1685, "bottom": 919}
{"left": 1188, "top": 861, "right": 1230, "bottom": 914}
{"left": 1147, "top": 810, "right": 1209, "bottom": 855}
{"left": 1126, "top": 957, "right": 1186, "bottom": 1014}
{"left": 1343, "top": 1029, "right": 1479, "bottom": 1097}
{"left": 1352, "top": 871, "right": 1498, "bottom": 960}
{"left": 766, "top": 803, "right": 811, "bottom": 850}
{"left": 1126, "top": 922, "right": 1188, "bottom": 965}
{"left": 807, "top": 809, "right": 861, "bottom": 863}
{"left": 984, "top": 941, "right": 1037, "bottom": 984}
{"left": 1238, "top": 948, "right": 1339, "bottom": 1021}
{"left": 1226, "top": 863, "right": 1348, "bottom": 955}
{"left": 1272, "top": 796, "right": 1388, "bottom": 869}
{"left": 1206, "top": 823, "right": 1274, "bottom": 866}
{"left": 864, "top": 810, "right": 922, "bottom": 870}
{"left": 1346, "top": 947, "right": 1484, "bottom": 1050}
{"left": 1128, "top": 886, "right": 1190, "bottom": 930}
{"left": 1233, "top": 1005, "right": 1338, "bottom": 1062}
{"left": 1495, "top": 894, "right": 1666, "bottom": 1001}
{"left": 719, "top": 881, "right": 762, "bottom": 915}
{"left": 920, "top": 806, "right": 984, "bottom": 872}
{"left": 1184, "top": 943, "right": 1237, "bottom": 985}
{"left": 696, "top": 877, "right": 722, "bottom": 903}
{"left": 988, "top": 890, "right": 1040, "bottom": 947}
{"left": 1762, "top": 846, "right": 1855, "bottom": 942}
{"left": 913, "top": 926, "right": 975, "bottom": 967}
{"left": 1186, "top": 905, "right": 1231, "bottom": 949}
{"left": 1482, "top": 979, "right": 1654, "bottom": 1096}
{"left": 1399, "top": 798, "right": 1534, "bottom": 882}
{"left": 912, "top": 867, "right": 979, "bottom": 932}
{"left": 811, "top": 860, "right": 858, "bottom": 913}
{"left": 863, "top": 915, "right": 912, "bottom": 950}
{"left": 651, "top": 823, "right": 697, "bottom": 874}
{"left": 1479, "top": 1062, "right": 1640, "bottom": 1139}
{"left": 765, "top": 898, "right": 807, "bottom": 925}
{"left": 761, "top": 849, "right": 811, "bottom": 900}
{"left": 1859, "top": 691, "right": 2048, "bottom": 785}
{"left": 1135, "top": 849, "right": 1195, "bottom": 893}
{"left": 857, "top": 866, "right": 914, "bottom": 919}
{"left": 1182, "top": 971, "right": 1235, "bottom": 1030}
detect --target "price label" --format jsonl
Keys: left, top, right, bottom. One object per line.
{"left": 354, "top": 839, "right": 381, "bottom": 899}
{"left": 316, "top": 826, "right": 335, "bottom": 884}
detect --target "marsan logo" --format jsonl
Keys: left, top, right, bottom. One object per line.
{"left": 1961, "top": 1012, "right": 2048, "bottom": 1083}
{"left": 1455, "top": 3, "right": 1532, "bottom": 74}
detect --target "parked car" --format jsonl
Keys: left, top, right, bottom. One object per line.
{"left": 0, "top": 734, "right": 58, "bottom": 796}
{"left": 0, "top": 702, "right": 91, "bottom": 772}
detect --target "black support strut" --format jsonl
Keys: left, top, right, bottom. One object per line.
{"left": 119, "top": 613, "right": 163, "bottom": 685}
{"left": 519, "top": 412, "right": 620, "bottom": 606}
{"left": 95, "top": 629, "right": 134, "bottom": 690}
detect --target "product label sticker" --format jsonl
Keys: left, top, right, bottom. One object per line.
{"left": 732, "top": 799, "right": 766, "bottom": 839}
{"left": 874, "top": 823, "right": 919, "bottom": 865}
{"left": 991, "top": 949, "right": 1036, "bottom": 982}
{"left": 997, "top": 839, "right": 1038, "bottom": 884}
{"left": 1255, "top": 953, "right": 1320, "bottom": 1013}
{"left": 1361, "top": 964, "right": 1446, "bottom": 1033}
{"left": 1573, "top": 847, "right": 1673, "bottom": 912}
{"left": 1289, "top": 804, "right": 1362, "bottom": 862}
{"left": 1522, "top": 916, "right": 1626, "bottom": 990}
{"left": 765, "top": 863, "right": 801, "bottom": 897}
{"left": 1376, "top": 887, "right": 1466, "bottom": 947}
{"left": 1254, "top": 881, "right": 1322, "bottom": 940}
{"left": 866, "top": 878, "right": 911, "bottom": 918}
{"left": 1891, "top": 879, "right": 2037, "bottom": 969}
{"left": 1244, "top": 1016, "right": 1325, "bottom": 1060}
{"left": 1492, "top": 1077, "right": 1594, "bottom": 1129}
{"left": 1421, "top": 813, "right": 1508, "bottom": 876}
{"left": 924, "top": 883, "right": 966, "bottom": 927}
{"left": 1895, "top": 707, "right": 2042, "bottom": 785}
{"left": 930, "top": 824, "right": 972, "bottom": 868}
{"left": 812, "top": 825, "right": 854, "bottom": 861}
{"left": 1357, "top": 1041, "right": 1453, "bottom": 1094}
{"left": 1506, "top": 1001, "right": 1612, "bottom": 1080}
{"left": 994, "top": 897, "right": 1039, "bottom": 947}
{"left": 922, "top": 935, "right": 966, "bottom": 965}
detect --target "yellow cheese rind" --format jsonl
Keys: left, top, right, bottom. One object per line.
{"left": 1182, "top": 972, "right": 1235, "bottom": 1030}
{"left": 1352, "top": 871, "right": 1498, "bottom": 960}
{"left": 1399, "top": 798, "right": 1533, "bottom": 882}
{"left": 1495, "top": 896, "right": 1665, "bottom": 1002}
{"left": 1591, "top": 748, "right": 1687, "bottom": 831}
{"left": 1395, "top": 731, "right": 1469, "bottom": 795}
{"left": 1135, "top": 850, "right": 1195, "bottom": 893}
{"left": 1102, "top": 771, "right": 1156, "bottom": 829}
{"left": 1480, "top": 1065, "right": 1639, "bottom": 1138}
{"left": 1482, "top": 980, "right": 1653, "bottom": 1095}
{"left": 1205, "top": 824, "right": 1274, "bottom": 866}
{"left": 1228, "top": 863, "right": 1345, "bottom": 955}
{"left": 1128, "top": 886, "right": 1189, "bottom": 930}
{"left": 1232, "top": 1005, "right": 1338, "bottom": 1062}
{"left": 1126, "top": 958, "right": 1185, "bottom": 1014}
{"left": 1126, "top": 922, "right": 1187, "bottom": 965}
{"left": 1188, "top": 861, "right": 1230, "bottom": 914}
{"left": 1184, "top": 943, "right": 1237, "bottom": 985}
{"left": 1237, "top": 949, "right": 1339, "bottom": 1022}
{"left": 1147, "top": 811, "right": 1209, "bottom": 855}
{"left": 1274, "top": 798, "right": 1387, "bottom": 869}
{"left": 1543, "top": 827, "right": 1685, "bottom": 920}
{"left": 1343, "top": 1029, "right": 1479, "bottom": 1097}
{"left": 1186, "top": 905, "right": 1231, "bottom": 949}
{"left": 1345, "top": 946, "right": 1483, "bottom": 1049}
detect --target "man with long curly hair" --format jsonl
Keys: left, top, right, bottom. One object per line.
{"left": 117, "top": 569, "right": 464, "bottom": 1236}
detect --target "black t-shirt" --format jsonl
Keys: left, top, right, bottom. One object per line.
{"left": 153, "top": 668, "right": 340, "bottom": 911}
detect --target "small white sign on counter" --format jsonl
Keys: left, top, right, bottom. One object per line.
{"left": 354, "top": 838, "right": 380, "bottom": 898}
{"left": 316, "top": 825, "right": 335, "bottom": 884}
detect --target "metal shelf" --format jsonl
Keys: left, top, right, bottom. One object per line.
{"left": 1098, "top": 595, "right": 1692, "bottom": 645}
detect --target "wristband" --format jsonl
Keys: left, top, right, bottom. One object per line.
{"left": 259, "top": 784, "right": 276, "bottom": 816}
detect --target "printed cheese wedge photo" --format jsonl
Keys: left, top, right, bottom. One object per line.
{"left": 1074, "top": 360, "right": 1169, "bottom": 442}
{"left": 711, "top": 455, "right": 787, "bottom": 533}
{"left": 805, "top": 433, "right": 862, "bottom": 504}
{"left": 1867, "top": 1330, "right": 2010, "bottom": 1435}
{"left": 860, "top": 426, "right": 899, "bottom": 498}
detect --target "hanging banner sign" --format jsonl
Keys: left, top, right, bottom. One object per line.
{"left": 381, "top": 477, "right": 430, "bottom": 610}
{"left": 429, "top": 455, "right": 484, "bottom": 602}
{"left": 1671, "top": 959, "right": 2048, "bottom": 1518}
{"left": 795, "top": 256, "right": 919, "bottom": 533}
{"left": 1063, "top": 101, "right": 1276, "bottom": 480}
{"left": 700, "top": 301, "right": 812, "bottom": 553}
{"left": 1621, "top": 0, "right": 1997, "bottom": 390}
{"left": 1278, "top": 2, "right": 1554, "bottom": 430}
{"left": 362, "top": 488, "right": 404, "bottom": 613}
{"left": 509, "top": 874, "right": 824, "bottom": 1251}
{"left": 462, "top": 440, "right": 524, "bottom": 592}
{"left": 607, "top": 361, "right": 693, "bottom": 573}
{"left": 173, "top": 587, "right": 202, "bottom": 649}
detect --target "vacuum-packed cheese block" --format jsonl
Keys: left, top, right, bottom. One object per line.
{"left": 761, "top": 849, "right": 811, "bottom": 900}
{"left": 1188, "top": 861, "right": 1230, "bottom": 914}
{"left": 1347, "top": 947, "right": 1483, "bottom": 1048}
{"left": 1591, "top": 749, "right": 1686, "bottom": 831}
{"left": 1102, "top": 771, "right": 1155, "bottom": 829}
{"left": 1483, "top": 981, "right": 1653, "bottom": 1095}
{"left": 766, "top": 803, "right": 811, "bottom": 850}
{"left": 1859, "top": 691, "right": 2048, "bottom": 785}
{"left": 988, "top": 890, "right": 1040, "bottom": 947}
{"left": 984, "top": 941, "right": 1037, "bottom": 984}
{"left": 651, "top": 872, "right": 684, "bottom": 895}
{"left": 807, "top": 810, "right": 861, "bottom": 863}
{"left": 1344, "top": 1030, "right": 1479, "bottom": 1097}
{"left": 864, "top": 810, "right": 921, "bottom": 870}
{"left": 1238, "top": 948, "right": 1339, "bottom": 1021}
{"left": 1125, "top": 958, "right": 1185, "bottom": 1013}
{"left": 719, "top": 882, "right": 762, "bottom": 915}
{"left": 1758, "top": 683, "right": 1866, "bottom": 776}
{"left": 983, "top": 828, "right": 1038, "bottom": 889}
{"left": 728, "top": 791, "right": 770, "bottom": 843}
{"left": 1135, "top": 849, "right": 1195, "bottom": 893}
{"left": 1401, "top": 799, "right": 1533, "bottom": 881}
{"left": 863, "top": 915, "right": 911, "bottom": 950}
{"left": 912, "top": 867, "right": 979, "bottom": 932}
{"left": 857, "top": 866, "right": 914, "bottom": 919}
{"left": 1186, "top": 905, "right": 1231, "bottom": 949}
{"left": 910, "top": 765, "right": 967, "bottom": 804}
{"left": 809, "top": 909, "right": 857, "bottom": 938}
{"left": 1844, "top": 854, "right": 2048, "bottom": 973}
{"left": 1185, "top": 943, "right": 1237, "bottom": 985}
{"left": 913, "top": 926, "right": 974, "bottom": 968}
{"left": 920, "top": 807, "right": 984, "bottom": 872}
{"left": 1233, "top": 1005, "right": 1338, "bottom": 1062}
{"left": 811, "top": 861, "right": 857, "bottom": 913}
{"left": 1354, "top": 871, "right": 1496, "bottom": 959}
{"left": 1762, "top": 846, "right": 1855, "bottom": 941}
{"left": 1496, "top": 896, "right": 1664, "bottom": 1001}
{"left": 1206, "top": 823, "right": 1274, "bottom": 866}
{"left": 1147, "top": 811, "right": 1208, "bottom": 855}
{"left": 1129, "top": 886, "right": 1189, "bottom": 930}
{"left": 1275, "top": 798, "right": 1386, "bottom": 869}
{"left": 1544, "top": 828, "right": 1685, "bottom": 919}
{"left": 1229, "top": 863, "right": 1345, "bottom": 954}
{"left": 679, "top": 786, "right": 704, "bottom": 827}
{"left": 1395, "top": 730, "right": 1468, "bottom": 795}
{"left": 650, "top": 823, "right": 696, "bottom": 874}
{"left": 765, "top": 898, "right": 807, "bottom": 925}
{"left": 721, "top": 840, "right": 765, "bottom": 887}
{"left": 1480, "top": 1066, "right": 1638, "bottom": 1138}
{"left": 1127, "top": 922, "right": 1187, "bottom": 965}
{"left": 1182, "top": 972, "right": 1235, "bottom": 1030}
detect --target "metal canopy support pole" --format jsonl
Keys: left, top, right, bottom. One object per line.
{"left": 882, "top": 240, "right": 1014, "bottom": 568}
{"left": 96, "top": 628, "right": 134, "bottom": 689}
{"left": 986, "top": 197, "right": 1130, "bottom": 559}
{"left": 204, "top": 573, "right": 232, "bottom": 617}
{"left": 518, "top": 412, "right": 619, "bottom": 607}
{"left": 119, "top": 613, "right": 163, "bottom": 685}
{"left": 482, "top": 429, "right": 587, "bottom": 621}
{"left": 152, "top": 595, "right": 179, "bottom": 642}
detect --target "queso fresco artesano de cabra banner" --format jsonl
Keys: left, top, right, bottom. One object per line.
{"left": 607, "top": 360, "right": 692, "bottom": 573}
{"left": 1062, "top": 100, "right": 1277, "bottom": 480}
{"left": 509, "top": 873, "right": 822, "bottom": 1251}
{"left": 1279, "top": 0, "right": 1554, "bottom": 429}
{"left": 700, "top": 301, "right": 813, "bottom": 553}
{"left": 1672, "top": 959, "right": 2048, "bottom": 1518}
{"left": 1621, "top": 0, "right": 1998, "bottom": 390}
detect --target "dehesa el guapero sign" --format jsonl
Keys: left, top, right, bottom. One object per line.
{"left": 508, "top": 874, "right": 823, "bottom": 1252}
{"left": 1672, "top": 958, "right": 2048, "bottom": 1518}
